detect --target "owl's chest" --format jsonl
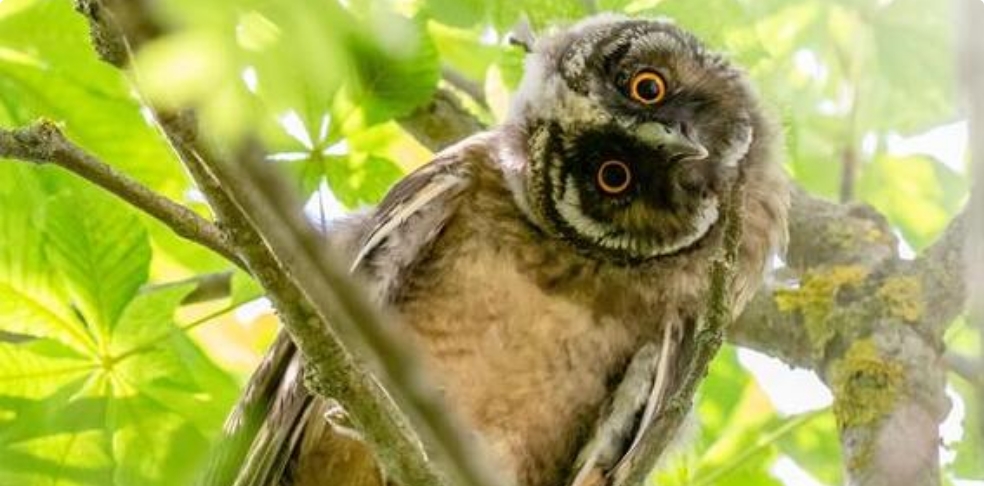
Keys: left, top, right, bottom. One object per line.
{"left": 393, "top": 217, "right": 704, "bottom": 486}
{"left": 396, "top": 248, "right": 633, "bottom": 486}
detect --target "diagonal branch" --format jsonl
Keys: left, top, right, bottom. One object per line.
{"left": 73, "top": 3, "right": 502, "bottom": 486}
{"left": 157, "top": 111, "right": 454, "bottom": 486}
{"left": 0, "top": 120, "right": 242, "bottom": 268}
{"left": 207, "top": 140, "right": 503, "bottom": 486}
{"left": 617, "top": 173, "right": 748, "bottom": 486}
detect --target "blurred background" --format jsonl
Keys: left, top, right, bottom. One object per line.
{"left": 0, "top": 0, "right": 979, "bottom": 484}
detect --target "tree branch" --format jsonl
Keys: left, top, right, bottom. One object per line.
{"left": 73, "top": 3, "right": 501, "bottom": 486}
{"left": 442, "top": 66, "right": 489, "bottom": 110}
{"left": 730, "top": 286, "right": 816, "bottom": 368}
{"left": 398, "top": 88, "right": 487, "bottom": 152}
{"left": 618, "top": 173, "right": 748, "bottom": 486}
{"left": 160, "top": 92, "right": 455, "bottom": 486}
{"left": 207, "top": 140, "right": 502, "bottom": 486}
{"left": 0, "top": 120, "right": 243, "bottom": 268}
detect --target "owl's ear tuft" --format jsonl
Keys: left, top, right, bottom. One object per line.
{"left": 507, "top": 18, "right": 536, "bottom": 53}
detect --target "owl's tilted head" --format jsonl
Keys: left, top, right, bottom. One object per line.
{"left": 502, "top": 15, "right": 776, "bottom": 262}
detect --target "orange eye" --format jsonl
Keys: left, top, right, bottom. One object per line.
{"left": 596, "top": 160, "right": 632, "bottom": 195}
{"left": 629, "top": 71, "right": 667, "bottom": 105}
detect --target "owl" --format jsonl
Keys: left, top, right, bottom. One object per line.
{"left": 211, "top": 13, "right": 788, "bottom": 486}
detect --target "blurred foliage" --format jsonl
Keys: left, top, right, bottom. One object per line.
{"left": 0, "top": 0, "right": 977, "bottom": 485}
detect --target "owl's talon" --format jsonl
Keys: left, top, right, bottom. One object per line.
{"left": 322, "top": 399, "right": 364, "bottom": 442}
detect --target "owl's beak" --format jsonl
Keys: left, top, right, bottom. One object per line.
{"left": 637, "top": 122, "right": 709, "bottom": 162}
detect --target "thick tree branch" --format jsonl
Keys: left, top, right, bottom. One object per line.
{"left": 730, "top": 286, "right": 815, "bottom": 368}
{"left": 916, "top": 208, "right": 969, "bottom": 333}
{"left": 0, "top": 121, "right": 243, "bottom": 268}
{"left": 207, "top": 141, "right": 502, "bottom": 486}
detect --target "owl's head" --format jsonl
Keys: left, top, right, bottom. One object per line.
{"left": 502, "top": 15, "right": 771, "bottom": 262}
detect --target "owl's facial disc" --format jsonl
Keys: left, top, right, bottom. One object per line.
{"left": 526, "top": 120, "right": 722, "bottom": 261}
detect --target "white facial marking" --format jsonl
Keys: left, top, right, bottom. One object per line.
{"left": 554, "top": 176, "right": 720, "bottom": 257}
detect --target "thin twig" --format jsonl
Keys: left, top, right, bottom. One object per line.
{"left": 0, "top": 121, "right": 243, "bottom": 268}
{"left": 944, "top": 351, "right": 982, "bottom": 386}
{"left": 142, "top": 271, "right": 234, "bottom": 304}
{"left": 442, "top": 66, "right": 489, "bottom": 110}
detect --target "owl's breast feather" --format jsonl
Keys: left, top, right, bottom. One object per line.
{"left": 397, "top": 241, "right": 644, "bottom": 486}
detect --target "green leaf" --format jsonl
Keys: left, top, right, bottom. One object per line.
{"left": 424, "top": 0, "right": 489, "bottom": 28}
{"left": 109, "top": 284, "right": 196, "bottom": 353}
{"left": 857, "top": 153, "right": 968, "bottom": 249}
{"left": 324, "top": 154, "right": 404, "bottom": 208}
{"left": 488, "top": 0, "right": 587, "bottom": 31}
{"left": 0, "top": 282, "right": 95, "bottom": 354}
{"left": 0, "top": 282, "right": 238, "bottom": 486}
{"left": 950, "top": 381, "right": 984, "bottom": 479}
{"left": 0, "top": 341, "right": 92, "bottom": 401}
{"left": 862, "top": 0, "right": 955, "bottom": 133}
{"left": 777, "top": 411, "right": 843, "bottom": 484}
{"left": 43, "top": 185, "right": 151, "bottom": 340}
{"left": 345, "top": 16, "right": 441, "bottom": 126}
{"left": 107, "top": 395, "right": 211, "bottom": 486}
{"left": 0, "top": 346, "right": 108, "bottom": 486}
{"left": 429, "top": 23, "right": 504, "bottom": 83}
{"left": 0, "top": 165, "right": 92, "bottom": 350}
{"left": 231, "top": 269, "right": 265, "bottom": 304}
{"left": 697, "top": 346, "right": 753, "bottom": 436}
{"left": 0, "top": 0, "right": 188, "bottom": 195}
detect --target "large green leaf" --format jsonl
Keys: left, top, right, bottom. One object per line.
{"left": 44, "top": 185, "right": 151, "bottom": 341}
{"left": 344, "top": 15, "right": 441, "bottom": 126}
{"left": 0, "top": 341, "right": 92, "bottom": 402}
{"left": 0, "top": 0, "right": 226, "bottom": 279}
{"left": 0, "top": 166, "right": 235, "bottom": 485}
{"left": 0, "top": 283, "right": 238, "bottom": 486}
